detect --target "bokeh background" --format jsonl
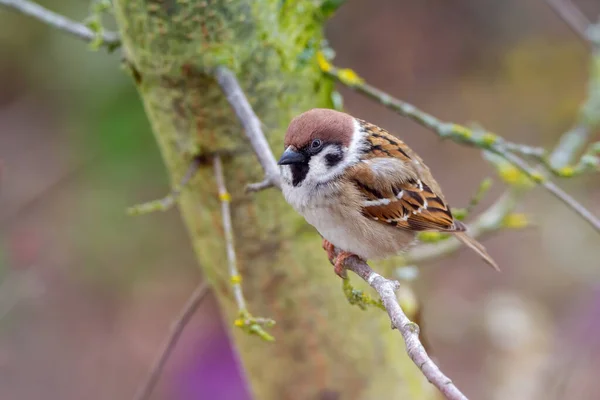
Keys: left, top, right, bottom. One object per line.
{"left": 1, "top": 1, "right": 600, "bottom": 399}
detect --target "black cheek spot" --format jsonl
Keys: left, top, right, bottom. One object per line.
{"left": 325, "top": 152, "right": 343, "bottom": 168}
{"left": 291, "top": 163, "right": 310, "bottom": 187}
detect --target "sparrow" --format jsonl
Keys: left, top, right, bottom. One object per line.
{"left": 277, "top": 108, "right": 499, "bottom": 276}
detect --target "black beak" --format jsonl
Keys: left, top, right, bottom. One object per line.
{"left": 277, "top": 148, "right": 307, "bottom": 165}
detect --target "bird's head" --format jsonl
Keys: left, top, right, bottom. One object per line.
{"left": 278, "top": 108, "right": 365, "bottom": 187}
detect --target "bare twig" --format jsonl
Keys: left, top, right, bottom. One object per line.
{"left": 213, "top": 155, "right": 275, "bottom": 341}
{"left": 214, "top": 66, "right": 281, "bottom": 190}
{"left": 545, "top": 0, "right": 592, "bottom": 42}
{"left": 545, "top": 0, "right": 600, "bottom": 169}
{"left": 128, "top": 156, "right": 201, "bottom": 215}
{"left": 499, "top": 151, "right": 600, "bottom": 232}
{"left": 321, "top": 62, "right": 545, "bottom": 160}
{"left": 341, "top": 255, "right": 468, "bottom": 400}
{"left": 321, "top": 55, "right": 600, "bottom": 182}
{"left": 548, "top": 47, "right": 600, "bottom": 169}
{"left": 214, "top": 155, "right": 246, "bottom": 311}
{"left": 133, "top": 281, "right": 210, "bottom": 400}
{"left": 0, "top": 0, "right": 120, "bottom": 49}
{"left": 548, "top": 124, "right": 594, "bottom": 170}
{"left": 246, "top": 178, "right": 275, "bottom": 193}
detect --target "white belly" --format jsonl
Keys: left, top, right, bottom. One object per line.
{"left": 282, "top": 178, "right": 416, "bottom": 260}
{"left": 300, "top": 203, "right": 416, "bottom": 260}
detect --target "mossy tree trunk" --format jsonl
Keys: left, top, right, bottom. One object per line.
{"left": 112, "top": 1, "right": 434, "bottom": 398}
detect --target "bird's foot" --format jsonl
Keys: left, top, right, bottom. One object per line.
{"left": 334, "top": 251, "right": 356, "bottom": 279}
{"left": 322, "top": 238, "right": 336, "bottom": 265}
{"left": 321, "top": 239, "right": 357, "bottom": 279}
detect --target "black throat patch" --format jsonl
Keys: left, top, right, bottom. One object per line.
{"left": 290, "top": 163, "right": 310, "bottom": 186}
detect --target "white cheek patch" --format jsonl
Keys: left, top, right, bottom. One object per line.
{"left": 310, "top": 119, "right": 368, "bottom": 185}
{"left": 307, "top": 150, "right": 333, "bottom": 178}
{"left": 299, "top": 145, "right": 343, "bottom": 186}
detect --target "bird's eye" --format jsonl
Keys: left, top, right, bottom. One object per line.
{"left": 310, "top": 139, "right": 323, "bottom": 150}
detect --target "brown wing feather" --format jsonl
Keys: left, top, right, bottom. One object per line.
{"left": 358, "top": 120, "right": 445, "bottom": 195}
{"left": 350, "top": 121, "right": 461, "bottom": 232}
{"left": 348, "top": 120, "right": 499, "bottom": 270}
{"left": 353, "top": 167, "right": 462, "bottom": 232}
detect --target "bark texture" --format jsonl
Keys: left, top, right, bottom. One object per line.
{"left": 112, "top": 1, "right": 433, "bottom": 398}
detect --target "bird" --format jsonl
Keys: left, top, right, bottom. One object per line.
{"left": 277, "top": 108, "right": 499, "bottom": 276}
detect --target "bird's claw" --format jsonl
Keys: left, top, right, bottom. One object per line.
{"left": 334, "top": 251, "right": 355, "bottom": 279}
{"left": 322, "top": 238, "right": 336, "bottom": 265}
{"left": 322, "top": 239, "right": 355, "bottom": 279}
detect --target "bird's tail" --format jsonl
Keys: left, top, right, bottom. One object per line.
{"left": 453, "top": 232, "right": 500, "bottom": 272}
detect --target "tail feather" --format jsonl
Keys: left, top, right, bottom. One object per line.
{"left": 453, "top": 232, "right": 500, "bottom": 272}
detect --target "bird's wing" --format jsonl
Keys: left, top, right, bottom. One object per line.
{"left": 348, "top": 160, "right": 463, "bottom": 232}
{"left": 348, "top": 120, "right": 463, "bottom": 232}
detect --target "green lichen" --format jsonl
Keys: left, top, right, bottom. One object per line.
{"left": 481, "top": 132, "right": 498, "bottom": 146}
{"left": 342, "top": 278, "right": 385, "bottom": 311}
{"left": 234, "top": 310, "right": 276, "bottom": 342}
{"left": 450, "top": 124, "right": 473, "bottom": 140}
{"left": 502, "top": 213, "right": 530, "bottom": 229}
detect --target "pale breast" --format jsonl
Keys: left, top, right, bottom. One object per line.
{"left": 303, "top": 203, "right": 414, "bottom": 260}
{"left": 282, "top": 176, "right": 416, "bottom": 260}
{"left": 299, "top": 199, "right": 416, "bottom": 260}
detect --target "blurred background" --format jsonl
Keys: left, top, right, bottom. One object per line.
{"left": 1, "top": 0, "right": 599, "bottom": 399}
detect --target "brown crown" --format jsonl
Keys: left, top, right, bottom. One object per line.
{"left": 284, "top": 108, "right": 354, "bottom": 149}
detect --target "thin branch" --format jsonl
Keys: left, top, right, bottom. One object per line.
{"left": 341, "top": 255, "right": 468, "bottom": 400}
{"left": 324, "top": 64, "right": 600, "bottom": 234}
{"left": 214, "top": 154, "right": 247, "bottom": 311}
{"left": 245, "top": 178, "right": 275, "bottom": 193}
{"left": 128, "top": 156, "right": 201, "bottom": 215}
{"left": 501, "top": 141, "right": 547, "bottom": 159}
{"left": 545, "top": 0, "right": 592, "bottom": 42}
{"left": 322, "top": 65, "right": 544, "bottom": 159}
{"left": 0, "top": 0, "right": 120, "bottom": 48}
{"left": 323, "top": 59, "right": 600, "bottom": 181}
{"left": 214, "top": 66, "right": 281, "bottom": 190}
{"left": 133, "top": 281, "right": 210, "bottom": 400}
{"left": 548, "top": 123, "right": 594, "bottom": 169}
{"left": 213, "top": 155, "right": 275, "bottom": 341}
{"left": 547, "top": 49, "right": 600, "bottom": 170}
{"left": 545, "top": 0, "right": 600, "bottom": 169}
{"left": 499, "top": 151, "right": 600, "bottom": 232}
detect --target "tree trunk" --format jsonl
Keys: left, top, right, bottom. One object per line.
{"left": 112, "top": 1, "right": 433, "bottom": 398}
